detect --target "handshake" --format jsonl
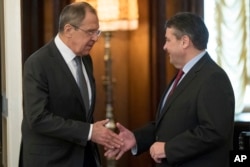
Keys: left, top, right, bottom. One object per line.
{"left": 91, "top": 119, "right": 166, "bottom": 163}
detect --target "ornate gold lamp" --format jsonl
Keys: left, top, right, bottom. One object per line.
{"left": 75, "top": 0, "right": 139, "bottom": 166}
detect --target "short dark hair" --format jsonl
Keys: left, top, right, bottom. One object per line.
{"left": 165, "top": 12, "right": 209, "bottom": 50}
{"left": 58, "top": 2, "right": 97, "bottom": 32}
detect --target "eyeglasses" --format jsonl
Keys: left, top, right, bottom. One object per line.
{"left": 70, "top": 24, "right": 101, "bottom": 37}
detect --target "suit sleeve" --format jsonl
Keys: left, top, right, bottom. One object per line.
{"left": 134, "top": 122, "right": 156, "bottom": 155}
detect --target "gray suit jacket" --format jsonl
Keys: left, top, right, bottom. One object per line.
{"left": 20, "top": 39, "right": 101, "bottom": 167}
{"left": 134, "top": 53, "right": 235, "bottom": 167}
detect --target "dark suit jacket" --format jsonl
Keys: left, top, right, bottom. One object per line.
{"left": 19, "top": 39, "right": 101, "bottom": 167}
{"left": 134, "top": 53, "right": 235, "bottom": 167}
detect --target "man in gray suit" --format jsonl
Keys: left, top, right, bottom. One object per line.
{"left": 20, "top": 2, "right": 123, "bottom": 167}
{"left": 105, "top": 12, "right": 235, "bottom": 167}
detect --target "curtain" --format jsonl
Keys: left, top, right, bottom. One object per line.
{"left": 206, "top": 0, "right": 249, "bottom": 114}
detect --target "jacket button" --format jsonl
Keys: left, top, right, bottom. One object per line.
{"left": 155, "top": 136, "right": 159, "bottom": 141}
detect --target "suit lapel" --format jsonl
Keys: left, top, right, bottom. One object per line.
{"left": 155, "top": 78, "right": 175, "bottom": 119}
{"left": 49, "top": 41, "right": 86, "bottom": 113}
{"left": 156, "top": 53, "right": 210, "bottom": 126}
{"left": 156, "top": 73, "right": 196, "bottom": 125}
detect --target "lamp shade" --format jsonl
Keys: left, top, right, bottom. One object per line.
{"left": 75, "top": 0, "right": 139, "bottom": 31}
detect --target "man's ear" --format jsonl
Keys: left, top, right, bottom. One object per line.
{"left": 64, "top": 24, "right": 74, "bottom": 37}
{"left": 181, "top": 35, "right": 191, "bottom": 48}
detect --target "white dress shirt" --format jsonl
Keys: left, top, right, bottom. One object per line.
{"left": 54, "top": 34, "right": 93, "bottom": 140}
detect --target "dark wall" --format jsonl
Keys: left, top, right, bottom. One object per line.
{"left": 21, "top": 0, "right": 70, "bottom": 63}
{"left": 21, "top": 0, "right": 44, "bottom": 63}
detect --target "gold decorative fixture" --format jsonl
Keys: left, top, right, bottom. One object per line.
{"left": 75, "top": 0, "right": 139, "bottom": 166}
{"left": 79, "top": 0, "right": 139, "bottom": 31}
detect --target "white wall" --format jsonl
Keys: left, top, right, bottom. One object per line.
{"left": 1, "top": 0, "right": 23, "bottom": 166}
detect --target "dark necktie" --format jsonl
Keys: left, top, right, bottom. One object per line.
{"left": 75, "top": 56, "right": 89, "bottom": 111}
{"left": 168, "top": 70, "right": 184, "bottom": 98}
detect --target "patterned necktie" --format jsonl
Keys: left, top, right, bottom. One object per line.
{"left": 168, "top": 70, "right": 184, "bottom": 98}
{"left": 74, "top": 56, "right": 89, "bottom": 111}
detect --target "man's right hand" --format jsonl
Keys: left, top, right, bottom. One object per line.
{"left": 104, "top": 122, "right": 136, "bottom": 160}
{"left": 91, "top": 119, "right": 123, "bottom": 149}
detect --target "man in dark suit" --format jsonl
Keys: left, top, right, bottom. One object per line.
{"left": 104, "top": 12, "right": 235, "bottom": 167}
{"left": 19, "top": 2, "right": 123, "bottom": 167}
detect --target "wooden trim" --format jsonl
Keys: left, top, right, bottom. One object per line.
{"left": 149, "top": 0, "right": 167, "bottom": 114}
{"left": 52, "top": 0, "right": 71, "bottom": 36}
{"left": 21, "top": 0, "right": 44, "bottom": 63}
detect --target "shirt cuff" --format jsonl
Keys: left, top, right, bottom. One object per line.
{"left": 88, "top": 124, "right": 93, "bottom": 140}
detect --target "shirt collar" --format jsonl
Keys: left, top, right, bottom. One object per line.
{"left": 182, "top": 50, "right": 206, "bottom": 74}
{"left": 54, "top": 34, "right": 76, "bottom": 63}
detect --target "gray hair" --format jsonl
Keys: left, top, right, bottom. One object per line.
{"left": 58, "top": 2, "right": 97, "bottom": 32}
